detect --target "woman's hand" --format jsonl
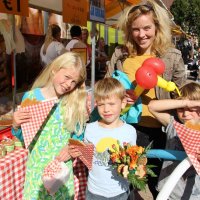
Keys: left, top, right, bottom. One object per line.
{"left": 125, "top": 89, "right": 137, "bottom": 105}
{"left": 56, "top": 145, "right": 82, "bottom": 162}
{"left": 13, "top": 109, "right": 31, "bottom": 129}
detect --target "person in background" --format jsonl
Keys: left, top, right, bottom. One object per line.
{"left": 95, "top": 37, "right": 109, "bottom": 79}
{"left": 66, "top": 25, "right": 86, "bottom": 51}
{"left": 82, "top": 28, "right": 92, "bottom": 61}
{"left": 12, "top": 52, "right": 87, "bottom": 199}
{"left": 40, "top": 24, "right": 66, "bottom": 67}
{"left": 148, "top": 81, "right": 200, "bottom": 199}
{"left": 118, "top": 0, "right": 186, "bottom": 198}
{"left": 84, "top": 77, "right": 136, "bottom": 199}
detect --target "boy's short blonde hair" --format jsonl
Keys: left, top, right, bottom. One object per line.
{"left": 176, "top": 82, "right": 200, "bottom": 100}
{"left": 94, "top": 77, "right": 125, "bottom": 100}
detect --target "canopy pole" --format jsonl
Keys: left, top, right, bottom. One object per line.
{"left": 12, "top": 15, "right": 16, "bottom": 111}
{"left": 90, "top": 22, "right": 96, "bottom": 110}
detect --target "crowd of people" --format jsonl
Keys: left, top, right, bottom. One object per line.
{"left": 11, "top": 0, "right": 200, "bottom": 200}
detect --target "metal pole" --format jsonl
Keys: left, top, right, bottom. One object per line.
{"left": 12, "top": 15, "right": 16, "bottom": 111}
{"left": 91, "top": 30, "right": 96, "bottom": 111}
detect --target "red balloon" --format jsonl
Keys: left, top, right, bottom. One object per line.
{"left": 142, "top": 58, "right": 165, "bottom": 75}
{"left": 135, "top": 66, "right": 157, "bottom": 89}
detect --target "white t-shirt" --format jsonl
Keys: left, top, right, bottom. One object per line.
{"left": 84, "top": 121, "right": 137, "bottom": 198}
{"left": 65, "top": 38, "right": 79, "bottom": 51}
{"left": 40, "top": 41, "right": 65, "bottom": 66}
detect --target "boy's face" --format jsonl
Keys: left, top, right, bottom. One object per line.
{"left": 177, "top": 107, "right": 200, "bottom": 124}
{"left": 96, "top": 95, "right": 126, "bottom": 126}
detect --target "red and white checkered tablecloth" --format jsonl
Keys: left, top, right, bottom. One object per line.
{"left": 73, "top": 158, "right": 88, "bottom": 200}
{"left": 0, "top": 149, "right": 28, "bottom": 200}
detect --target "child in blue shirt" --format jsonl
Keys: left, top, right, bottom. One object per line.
{"left": 84, "top": 78, "right": 137, "bottom": 199}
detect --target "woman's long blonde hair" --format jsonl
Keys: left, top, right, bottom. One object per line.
{"left": 118, "top": 0, "right": 174, "bottom": 57}
{"left": 32, "top": 52, "right": 87, "bottom": 135}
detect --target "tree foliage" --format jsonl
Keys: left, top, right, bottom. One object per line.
{"left": 171, "top": 0, "right": 200, "bottom": 37}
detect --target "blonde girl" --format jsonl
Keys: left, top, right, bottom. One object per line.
{"left": 12, "top": 52, "right": 87, "bottom": 200}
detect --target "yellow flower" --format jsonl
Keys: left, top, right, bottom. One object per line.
{"left": 135, "top": 165, "right": 146, "bottom": 178}
{"left": 122, "top": 165, "right": 129, "bottom": 179}
{"left": 117, "top": 164, "right": 125, "bottom": 173}
{"left": 136, "top": 146, "right": 145, "bottom": 154}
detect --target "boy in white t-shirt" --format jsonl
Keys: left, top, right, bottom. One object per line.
{"left": 84, "top": 77, "right": 137, "bottom": 199}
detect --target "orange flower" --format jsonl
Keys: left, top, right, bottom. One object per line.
{"left": 129, "top": 155, "right": 138, "bottom": 170}
{"left": 110, "top": 152, "right": 120, "bottom": 163}
{"left": 127, "top": 145, "right": 144, "bottom": 154}
{"left": 126, "top": 146, "right": 137, "bottom": 157}
{"left": 120, "top": 150, "right": 126, "bottom": 158}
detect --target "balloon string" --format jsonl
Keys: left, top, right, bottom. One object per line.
{"left": 175, "top": 86, "right": 181, "bottom": 97}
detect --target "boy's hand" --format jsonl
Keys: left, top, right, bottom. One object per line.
{"left": 197, "top": 148, "right": 200, "bottom": 162}
{"left": 13, "top": 109, "right": 31, "bottom": 129}
{"left": 56, "top": 145, "right": 82, "bottom": 162}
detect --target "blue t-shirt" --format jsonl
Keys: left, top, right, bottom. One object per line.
{"left": 84, "top": 121, "right": 136, "bottom": 197}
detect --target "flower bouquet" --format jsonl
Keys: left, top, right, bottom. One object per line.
{"left": 108, "top": 141, "right": 156, "bottom": 190}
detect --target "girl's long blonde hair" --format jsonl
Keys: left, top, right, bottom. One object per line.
{"left": 118, "top": 0, "right": 174, "bottom": 57}
{"left": 32, "top": 52, "right": 87, "bottom": 135}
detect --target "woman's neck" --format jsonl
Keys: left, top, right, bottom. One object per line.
{"left": 137, "top": 46, "right": 152, "bottom": 55}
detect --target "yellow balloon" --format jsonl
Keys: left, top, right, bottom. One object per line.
{"left": 96, "top": 137, "right": 119, "bottom": 153}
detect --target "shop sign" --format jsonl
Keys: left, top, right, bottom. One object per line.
{"left": 89, "top": 0, "right": 105, "bottom": 23}
{"left": 62, "top": 0, "right": 87, "bottom": 26}
{"left": 0, "top": 0, "right": 28, "bottom": 16}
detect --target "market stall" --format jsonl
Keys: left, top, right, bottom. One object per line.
{"left": 0, "top": 149, "right": 28, "bottom": 199}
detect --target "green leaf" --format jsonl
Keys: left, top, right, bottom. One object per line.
{"left": 145, "top": 141, "right": 153, "bottom": 152}
{"left": 146, "top": 167, "right": 157, "bottom": 177}
{"left": 128, "top": 173, "right": 147, "bottom": 191}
